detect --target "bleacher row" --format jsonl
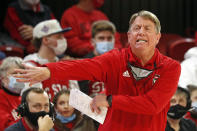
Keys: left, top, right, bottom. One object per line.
{"left": 0, "top": 33, "right": 196, "bottom": 63}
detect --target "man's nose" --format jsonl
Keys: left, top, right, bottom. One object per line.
{"left": 64, "top": 103, "right": 69, "bottom": 108}
{"left": 138, "top": 28, "right": 146, "bottom": 35}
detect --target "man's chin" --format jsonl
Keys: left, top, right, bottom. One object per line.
{"left": 135, "top": 42, "right": 148, "bottom": 49}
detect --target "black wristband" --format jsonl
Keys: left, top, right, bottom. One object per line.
{"left": 107, "top": 95, "right": 112, "bottom": 107}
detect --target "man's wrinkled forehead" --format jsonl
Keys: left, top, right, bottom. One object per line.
{"left": 131, "top": 16, "right": 155, "bottom": 27}
{"left": 27, "top": 91, "right": 49, "bottom": 102}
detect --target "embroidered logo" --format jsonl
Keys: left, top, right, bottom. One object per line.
{"left": 152, "top": 74, "right": 160, "bottom": 85}
{"left": 123, "top": 70, "right": 130, "bottom": 77}
{"left": 41, "top": 25, "right": 49, "bottom": 33}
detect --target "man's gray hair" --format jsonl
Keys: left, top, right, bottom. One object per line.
{"left": 0, "top": 56, "right": 24, "bottom": 78}
{"left": 129, "top": 10, "right": 161, "bottom": 34}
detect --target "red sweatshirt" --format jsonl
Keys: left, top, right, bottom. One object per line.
{"left": 61, "top": 5, "right": 122, "bottom": 57}
{"left": 0, "top": 89, "right": 21, "bottom": 130}
{"left": 4, "top": 1, "right": 55, "bottom": 47}
{"left": 46, "top": 48, "right": 181, "bottom": 131}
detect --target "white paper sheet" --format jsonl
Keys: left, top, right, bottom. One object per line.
{"left": 69, "top": 88, "right": 108, "bottom": 124}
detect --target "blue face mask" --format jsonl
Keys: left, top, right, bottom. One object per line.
{"left": 95, "top": 41, "right": 114, "bottom": 55}
{"left": 8, "top": 76, "right": 25, "bottom": 94}
{"left": 56, "top": 113, "right": 76, "bottom": 123}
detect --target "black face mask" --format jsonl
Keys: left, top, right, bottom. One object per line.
{"left": 167, "top": 104, "right": 188, "bottom": 119}
{"left": 26, "top": 111, "right": 49, "bottom": 127}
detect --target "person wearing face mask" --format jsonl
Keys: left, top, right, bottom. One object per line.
{"left": 53, "top": 89, "right": 96, "bottom": 131}
{"left": 60, "top": 0, "right": 122, "bottom": 57}
{"left": 89, "top": 20, "right": 116, "bottom": 57}
{"left": 5, "top": 87, "right": 54, "bottom": 131}
{"left": 184, "top": 85, "right": 197, "bottom": 125}
{"left": 79, "top": 20, "right": 116, "bottom": 98}
{"left": 4, "top": 0, "right": 55, "bottom": 54}
{"left": 166, "top": 87, "right": 197, "bottom": 131}
{"left": 0, "top": 57, "right": 26, "bottom": 130}
{"left": 23, "top": 19, "right": 79, "bottom": 99}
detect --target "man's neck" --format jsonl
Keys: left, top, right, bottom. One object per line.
{"left": 77, "top": 0, "right": 94, "bottom": 12}
{"left": 167, "top": 117, "right": 181, "bottom": 131}
{"left": 24, "top": 117, "right": 35, "bottom": 130}
{"left": 133, "top": 49, "right": 155, "bottom": 66}
{"left": 38, "top": 45, "right": 57, "bottom": 63}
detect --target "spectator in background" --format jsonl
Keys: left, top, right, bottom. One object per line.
{"left": 5, "top": 87, "right": 54, "bottom": 131}
{"left": 23, "top": 19, "right": 79, "bottom": 99}
{"left": 185, "top": 85, "right": 197, "bottom": 125}
{"left": 0, "top": 57, "right": 25, "bottom": 130}
{"left": 53, "top": 89, "right": 96, "bottom": 131}
{"left": 166, "top": 87, "right": 196, "bottom": 131}
{"left": 4, "top": 0, "right": 55, "bottom": 54}
{"left": 80, "top": 20, "right": 116, "bottom": 97}
{"left": 178, "top": 47, "right": 197, "bottom": 88}
{"left": 61, "top": 0, "right": 122, "bottom": 57}
{"left": 85, "top": 20, "right": 116, "bottom": 58}
{"left": 78, "top": 20, "right": 117, "bottom": 129}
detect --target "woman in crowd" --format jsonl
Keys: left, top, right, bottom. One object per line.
{"left": 53, "top": 89, "right": 96, "bottom": 131}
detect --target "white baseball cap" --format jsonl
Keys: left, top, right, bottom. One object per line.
{"left": 33, "top": 19, "right": 71, "bottom": 38}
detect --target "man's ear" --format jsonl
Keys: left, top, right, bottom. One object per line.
{"left": 155, "top": 33, "right": 161, "bottom": 45}
{"left": 91, "top": 38, "right": 96, "bottom": 47}
{"left": 42, "top": 37, "right": 49, "bottom": 46}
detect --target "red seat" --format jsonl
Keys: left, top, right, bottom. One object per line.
{"left": 168, "top": 38, "right": 197, "bottom": 62}
{"left": 0, "top": 45, "right": 24, "bottom": 58}
{"left": 157, "top": 33, "right": 182, "bottom": 56}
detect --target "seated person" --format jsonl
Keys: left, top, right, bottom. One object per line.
{"left": 53, "top": 89, "right": 96, "bottom": 131}
{"left": 178, "top": 47, "right": 197, "bottom": 88}
{"left": 166, "top": 87, "right": 197, "bottom": 131}
{"left": 0, "top": 57, "right": 25, "bottom": 130}
{"left": 5, "top": 87, "right": 54, "bottom": 131}
{"left": 79, "top": 20, "right": 116, "bottom": 97}
{"left": 184, "top": 85, "right": 197, "bottom": 125}
{"left": 61, "top": 0, "right": 122, "bottom": 57}
{"left": 23, "top": 19, "right": 79, "bottom": 99}
{"left": 4, "top": 0, "right": 55, "bottom": 53}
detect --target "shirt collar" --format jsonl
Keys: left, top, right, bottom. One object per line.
{"left": 128, "top": 47, "right": 159, "bottom": 70}
{"left": 37, "top": 54, "right": 59, "bottom": 65}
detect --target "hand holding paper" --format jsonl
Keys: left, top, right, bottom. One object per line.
{"left": 69, "top": 88, "right": 108, "bottom": 124}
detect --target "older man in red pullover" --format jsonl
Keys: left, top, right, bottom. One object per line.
{"left": 14, "top": 10, "right": 181, "bottom": 131}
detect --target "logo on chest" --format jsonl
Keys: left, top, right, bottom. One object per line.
{"left": 152, "top": 74, "right": 160, "bottom": 85}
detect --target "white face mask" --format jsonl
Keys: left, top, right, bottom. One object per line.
{"left": 192, "top": 101, "right": 197, "bottom": 108}
{"left": 53, "top": 38, "right": 67, "bottom": 55}
{"left": 49, "top": 38, "right": 67, "bottom": 55}
{"left": 25, "top": 0, "right": 40, "bottom": 5}
{"left": 191, "top": 101, "right": 197, "bottom": 113}
{"left": 7, "top": 76, "right": 25, "bottom": 94}
{"left": 95, "top": 41, "right": 114, "bottom": 55}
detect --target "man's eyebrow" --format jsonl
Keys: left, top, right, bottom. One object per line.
{"left": 145, "top": 25, "right": 153, "bottom": 27}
